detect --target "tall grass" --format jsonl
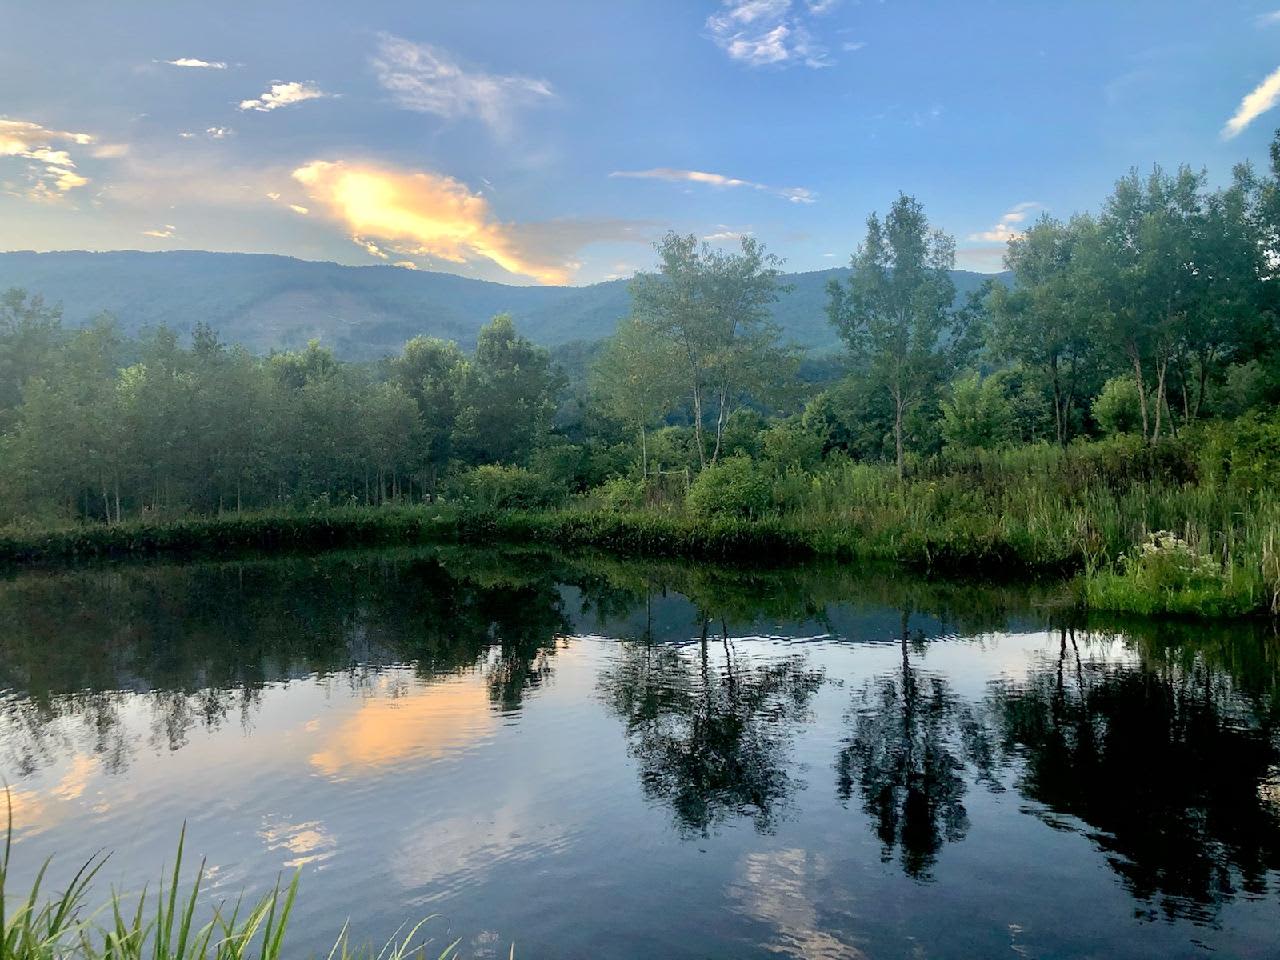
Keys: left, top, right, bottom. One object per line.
{"left": 0, "top": 798, "right": 469, "bottom": 960}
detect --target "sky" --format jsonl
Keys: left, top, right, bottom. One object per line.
{"left": 4, "top": 0, "right": 1280, "bottom": 285}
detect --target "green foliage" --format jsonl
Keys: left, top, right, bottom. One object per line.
{"left": 1201, "top": 411, "right": 1280, "bottom": 493}
{"left": 449, "top": 465, "right": 565, "bottom": 511}
{"left": 686, "top": 456, "right": 773, "bottom": 520}
{"left": 1092, "top": 375, "right": 1143, "bottom": 436}
{"left": 0, "top": 811, "right": 469, "bottom": 960}
{"left": 939, "top": 372, "right": 1014, "bottom": 450}
{"left": 761, "top": 418, "right": 824, "bottom": 470}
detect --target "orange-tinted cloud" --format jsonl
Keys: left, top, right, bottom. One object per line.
{"left": 293, "top": 159, "right": 578, "bottom": 283}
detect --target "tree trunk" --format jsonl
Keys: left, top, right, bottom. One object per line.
{"left": 894, "top": 389, "right": 905, "bottom": 482}
{"left": 640, "top": 424, "right": 648, "bottom": 479}
{"left": 691, "top": 381, "right": 706, "bottom": 470}
{"left": 1131, "top": 351, "right": 1150, "bottom": 441}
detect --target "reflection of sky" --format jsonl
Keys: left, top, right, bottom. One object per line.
{"left": 2, "top": 617, "right": 1276, "bottom": 959}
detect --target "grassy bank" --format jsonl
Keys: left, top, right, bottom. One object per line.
{"left": 2, "top": 438, "right": 1277, "bottom": 618}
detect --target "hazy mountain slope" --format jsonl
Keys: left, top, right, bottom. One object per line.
{"left": 0, "top": 250, "right": 1006, "bottom": 357}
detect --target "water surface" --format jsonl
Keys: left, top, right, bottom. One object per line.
{"left": 2, "top": 548, "right": 1278, "bottom": 959}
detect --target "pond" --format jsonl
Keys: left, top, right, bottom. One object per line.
{"left": 2, "top": 547, "right": 1278, "bottom": 959}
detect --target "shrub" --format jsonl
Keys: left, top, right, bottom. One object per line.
{"left": 448, "top": 465, "right": 565, "bottom": 510}
{"left": 686, "top": 455, "right": 773, "bottom": 520}
{"left": 1093, "top": 376, "right": 1143, "bottom": 436}
{"left": 596, "top": 475, "right": 646, "bottom": 511}
{"left": 939, "top": 371, "right": 1015, "bottom": 450}
{"left": 761, "top": 418, "right": 824, "bottom": 470}
{"left": 1202, "top": 411, "right": 1280, "bottom": 493}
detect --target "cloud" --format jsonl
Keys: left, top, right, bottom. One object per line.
{"left": 706, "top": 0, "right": 834, "bottom": 69}
{"left": 163, "top": 58, "right": 227, "bottom": 69}
{"left": 142, "top": 224, "right": 177, "bottom": 238}
{"left": 1256, "top": 10, "right": 1280, "bottom": 26}
{"left": 0, "top": 117, "right": 97, "bottom": 198}
{"left": 293, "top": 159, "right": 641, "bottom": 284}
{"left": 288, "top": 203, "right": 309, "bottom": 215}
{"left": 968, "top": 201, "right": 1041, "bottom": 242}
{"left": 91, "top": 143, "right": 130, "bottom": 158}
{"left": 610, "top": 167, "right": 816, "bottom": 203}
{"left": 841, "top": 40, "right": 866, "bottom": 51}
{"left": 371, "top": 34, "right": 553, "bottom": 136}
{"left": 1222, "top": 65, "right": 1280, "bottom": 139}
{"left": 179, "top": 127, "right": 233, "bottom": 140}
{"left": 238, "top": 81, "right": 330, "bottom": 112}
{"left": 703, "top": 227, "right": 751, "bottom": 242}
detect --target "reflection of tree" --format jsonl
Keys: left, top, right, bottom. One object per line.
{"left": 0, "top": 549, "right": 570, "bottom": 774}
{"left": 600, "top": 621, "right": 824, "bottom": 836}
{"left": 990, "top": 626, "right": 1280, "bottom": 922}
{"left": 835, "top": 610, "right": 996, "bottom": 880}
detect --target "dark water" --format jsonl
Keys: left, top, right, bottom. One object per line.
{"left": 2, "top": 547, "right": 1278, "bottom": 959}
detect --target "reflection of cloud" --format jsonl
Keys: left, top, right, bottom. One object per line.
{"left": 392, "top": 804, "right": 573, "bottom": 902}
{"left": 294, "top": 159, "right": 642, "bottom": 283}
{"left": 259, "top": 818, "right": 337, "bottom": 868}
{"left": 6, "top": 754, "right": 99, "bottom": 836}
{"left": 308, "top": 674, "right": 496, "bottom": 778}
{"left": 372, "top": 34, "right": 553, "bottom": 137}
{"left": 729, "top": 849, "right": 865, "bottom": 960}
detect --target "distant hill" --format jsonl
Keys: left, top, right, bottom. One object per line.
{"left": 0, "top": 250, "right": 1006, "bottom": 358}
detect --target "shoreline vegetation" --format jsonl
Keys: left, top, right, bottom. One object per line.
{"left": 4, "top": 141, "right": 1280, "bottom": 620}
{"left": 2, "top": 431, "right": 1277, "bottom": 619}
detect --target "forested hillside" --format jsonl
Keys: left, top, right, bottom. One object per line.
{"left": 0, "top": 250, "right": 1001, "bottom": 356}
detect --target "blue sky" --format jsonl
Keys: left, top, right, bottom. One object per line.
{"left": 3, "top": 0, "right": 1280, "bottom": 284}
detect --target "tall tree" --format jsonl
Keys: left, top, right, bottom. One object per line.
{"left": 988, "top": 214, "right": 1097, "bottom": 445}
{"left": 391, "top": 335, "right": 465, "bottom": 498}
{"left": 590, "top": 317, "right": 684, "bottom": 477}
{"left": 826, "top": 194, "right": 959, "bottom": 479}
{"left": 0, "top": 289, "right": 64, "bottom": 423}
{"left": 453, "top": 314, "right": 562, "bottom": 465}
{"left": 631, "top": 233, "right": 793, "bottom": 468}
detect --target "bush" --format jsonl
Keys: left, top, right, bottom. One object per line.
{"left": 1201, "top": 411, "right": 1280, "bottom": 493}
{"left": 940, "top": 371, "right": 1015, "bottom": 450}
{"left": 686, "top": 455, "right": 773, "bottom": 520}
{"left": 596, "top": 475, "right": 646, "bottom": 511}
{"left": 1093, "top": 376, "right": 1143, "bottom": 436}
{"left": 448, "top": 465, "right": 565, "bottom": 510}
{"left": 762, "top": 418, "right": 824, "bottom": 470}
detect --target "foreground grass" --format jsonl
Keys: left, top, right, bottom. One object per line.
{"left": 1, "top": 815, "right": 468, "bottom": 960}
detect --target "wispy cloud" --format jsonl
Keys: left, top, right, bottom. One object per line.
{"left": 293, "top": 160, "right": 640, "bottom": 283}
{"left": 1222, "top": 65, "right": 1280, "bottom": 139}
{"left": 703, "top": 225, "right": 753, "bottom": 242}
{"left": 0, "top": 117, "right": 96, "bottom": 198}
{"left": 163, "top": 58, "right": 227, "bottom": 69}
{"left": 371, "top": 34, "right": 553, "bottom": 136}
{"left": 1256, "top": 10, "right": 1280, "bottom": 27}
{"left": 968, "top": 201, "right": 1041, "bottom": 242}
{"left": 142, "top": 224, "right": 176, "bottom": 238}
{"left": 238, "top": 81, "right": 330, "bottom": 113}
{"left": 611, "top": 166, "right": 816, "bottom": 203}
{"left": 705, "top": 0, "right": 837, "bottom": 69}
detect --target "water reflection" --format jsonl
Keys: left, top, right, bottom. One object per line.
{"left": 836, "top": 610, "right": 997, "bottom": 880}
{"left": 599, "top": 621, "right": 824, "bottom": 836}
{"left": 2, "top": 548, "right": 1279, "bottom": 956}
{"left": 989, "top": 624, "right": 1280, "bottom": 922}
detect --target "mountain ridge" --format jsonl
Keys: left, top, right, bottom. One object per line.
{"left": 0, "top": 250, "right": 1007, "bottom": 359}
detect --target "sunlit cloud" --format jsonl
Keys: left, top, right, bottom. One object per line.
{"left": 611, "top": 167, "right": 816, "bottom": 203}
{"left": 706, "top": 0, "right": 835, "bottom": 69}
{"left": 163, "top": 57, "right": 227, "bottom": 69}
{"left": 1222, "top": 65, "right": 1280, "bottom": 139}
{"left": 142, "top": 224, "right": 177, "bottom": 238}
{"left": 968, "top": 201, "right": 1041, "bottom": 242}
{"left": 371, "top": 33, "right": 553, "bottom": 136}
{"left": 294, "top": 159, "right": 614, "bottom": 283}
{"left": 288, "top": 203, "right": 309, "bottom": 215}
{"left": 0, "top": 117, "right": 97, "bottom": 198}
{"left": 239, "top": 81, "right": 330, "bottom": 112}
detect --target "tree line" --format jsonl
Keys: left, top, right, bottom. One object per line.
{"left": 1, "top": 133, "right": 1279, "bottom": 524}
